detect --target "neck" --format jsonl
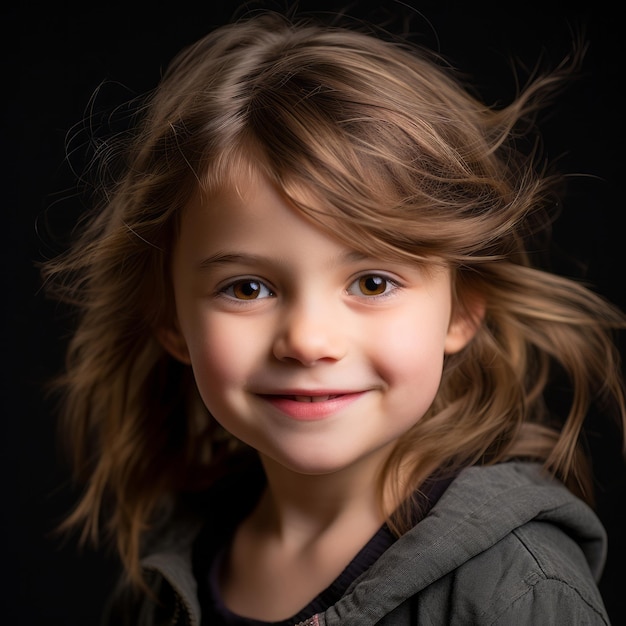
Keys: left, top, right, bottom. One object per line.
{"left": 254, "top": 450, "right": 390, "bottom": 550}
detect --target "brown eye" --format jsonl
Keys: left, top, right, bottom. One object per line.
{"left": 232, "top": 281, "right": 261, "bottom": 299}
{"left": 225, "top": 280, "right": 273, "bottom": 300}
{"left": 357, "top": 275, "right": 388, "bottom": 296}
{"left": 347, "top": 274, "right": 399, "bottom": 298}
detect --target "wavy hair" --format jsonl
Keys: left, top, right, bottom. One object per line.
{"left": 41, "top": 10, "right": 626, "bottom": 586}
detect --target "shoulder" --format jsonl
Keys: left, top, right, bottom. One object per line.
{"left": 408, "top": 522, "right": 609, "bottom": 626}
{"left": 442, "top": 519, "right": 610, "bottom": 624}
{"left": 413, "top": 462, "right": 610, "bottom": 624}
{"left": 441, "top": 462, "right": 607, "bottom": 576}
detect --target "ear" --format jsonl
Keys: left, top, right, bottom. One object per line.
{"left": 155, "top": 320, "right": 192, "bottom": 365}
{"left": 444, "top": 295, "right": 485, "bottom": 355}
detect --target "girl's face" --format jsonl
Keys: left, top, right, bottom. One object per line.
{"left": 161, "top": 174, "right": 478, "bottom": 477}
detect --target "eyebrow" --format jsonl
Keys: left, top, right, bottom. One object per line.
{"left": 197, "top": 253, "right": 263, "bottom": 269}
{"left": 196, "top": 249, "right": 371, "bottom": 270}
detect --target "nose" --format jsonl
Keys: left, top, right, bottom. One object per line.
{"left": 272, "top": 299, "right": 347, "bottom": 366}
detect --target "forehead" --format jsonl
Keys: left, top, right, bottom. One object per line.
{"left": 178, "top": 172, "right": 336, "bottom": 257}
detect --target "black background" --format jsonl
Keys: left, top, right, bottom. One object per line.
{"left": 3, "top": 1, "right": 626, "bottom": 624}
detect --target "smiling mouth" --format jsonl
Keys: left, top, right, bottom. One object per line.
{"left": 291, "top": 395, "right": 339, "bottom": 403}
{"left": 259, "top": 393, "right": 346, "bottom": 403}
{"left": 259, "top": 391, "right": 366, "bottom": 420}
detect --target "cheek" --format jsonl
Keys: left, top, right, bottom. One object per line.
{"left": 184, "top": 316, "right": 251, "bottom": 395}
{"left": 374, "top": 305, "right": 449, "bottom": 393}
{"left": 386, "top": 325, "right": 445, "bottom": 378}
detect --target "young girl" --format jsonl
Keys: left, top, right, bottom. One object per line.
{"left": 42, "top": 8, "right": 626, "bottom": 626}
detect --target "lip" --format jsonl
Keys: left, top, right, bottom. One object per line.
{"left": 257, "top": 390, "right": 367, "bottom": 421}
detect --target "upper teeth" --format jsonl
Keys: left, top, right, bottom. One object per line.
{"left": 293, "top": 395, "right": 333, "bottom": 402}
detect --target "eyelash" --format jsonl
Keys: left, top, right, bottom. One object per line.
{"left": 216, "top": 273, "right": 401, "bottom": 302}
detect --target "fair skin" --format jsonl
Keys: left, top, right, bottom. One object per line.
{"left": 159, "top": 172, "right": 479, "bottom": 620}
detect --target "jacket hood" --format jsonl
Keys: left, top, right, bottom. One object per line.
{"left": 321, "top": 461, "right": 607, "bottom": 624}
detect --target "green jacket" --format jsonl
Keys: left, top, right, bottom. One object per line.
{"left": 106, "top": 462, "right": 610, "bottom": 625}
